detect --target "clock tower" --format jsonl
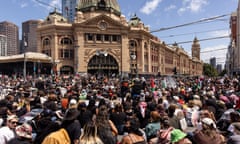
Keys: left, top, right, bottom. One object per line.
{"left": 191, "top": 37, "right": 200, "bottom": 60}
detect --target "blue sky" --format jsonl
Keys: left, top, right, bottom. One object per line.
{"left": 0, "top": 0, "right": 238, "bottom": 66}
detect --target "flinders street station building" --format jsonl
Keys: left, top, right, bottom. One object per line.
{"left": 35, "top": 0, "right": 203, "bottom": 77}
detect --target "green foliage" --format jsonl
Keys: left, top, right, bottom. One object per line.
{"left": 219, "top": 69, "right": 227, "bottom": 76}
{"left": 203, "top": 63, "right": 218, "bottom": 77}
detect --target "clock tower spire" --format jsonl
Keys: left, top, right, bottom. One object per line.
{"left": 191, "top": 37, "right": 200, "bottom": 60}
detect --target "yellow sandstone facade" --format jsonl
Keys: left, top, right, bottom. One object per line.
{"left": 36, "top": 0, "right": 203, "bottom": 76}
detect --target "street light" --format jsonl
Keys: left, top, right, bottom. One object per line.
{"left": 130, "top": 52, "right": 136, "bottom": 78}
{"left": 23, "top": 33, "right": 27, "bottom": 81}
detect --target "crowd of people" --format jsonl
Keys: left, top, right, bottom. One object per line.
{"left": 0, "top": 74, "right": 239, "bottom": 144}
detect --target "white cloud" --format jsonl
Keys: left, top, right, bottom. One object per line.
{"left": 20, "top": 2, "right": 28, "bottom": 8}
{"left": 177, "top": 8, "right": 187, "bottom": 15}
{"left": 208, "top": 30, "right": 230, "bottom": 37}
{"left": 140, "top": 0, "right": 163, "bottom": 15}
{"left": 178, "top": 0, "right": 208, "bottom": 14}
{"left": 49, "top": 0, "right": 61, "bottom": 11}
{"left": 164, "top": 5, "right": 176, "bottom": 12}
{"left": 201, "top": 44, "right": 227, "bottom": 64}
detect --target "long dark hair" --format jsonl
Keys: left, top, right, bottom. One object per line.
{"left": 129, "top": 117, "right": 143, "bottom": 136}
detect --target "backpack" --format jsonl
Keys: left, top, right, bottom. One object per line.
{"left": 42, "top": 128, "right": 70, "bottom": 144}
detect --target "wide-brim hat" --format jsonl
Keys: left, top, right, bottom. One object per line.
{"left": 63, "top": 108, "right": 79, "bottom": 121}
{"left": 171, "top": 129, "right": 186, "bottom": 143}
{"left": 15, "top": 123, "right": 32, "bottom": 139}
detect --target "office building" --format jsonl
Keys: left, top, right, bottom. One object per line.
{"left": 62, "top": 0, "right": 78, "bottom": 22}
{"left": 0, "top": 35, "right": 7, "bottom": 56}
{"left": 21, "top": 20, "right": 42, "bottom": 53}
{"left": 0, "top": 21, "right": 19, "bottom": 55}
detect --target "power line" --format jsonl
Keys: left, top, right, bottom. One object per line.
{"left": 34, "top": 0, "right": 61, "bottom": 11}
{"left": 150, "top": 14, "right": 230, "bottom": 33}
{"left": 201, "top": 47, "right": 227, "bottom": 53}
{"left": 159, "top": 28, "right": 229, "bottom": 38}
{"left": 167, "top": 35, "right": 229, "bottom": 45}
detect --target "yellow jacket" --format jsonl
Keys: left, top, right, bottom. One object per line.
{"left": 42, "top": 128, "right": 70, "bottom": 144}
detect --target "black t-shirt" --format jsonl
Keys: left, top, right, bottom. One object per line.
{"left": 78, "top": 109, "right": 92, "bottom": 128}
{"left": 65, "top": 120, "right": 81, "bottom": 144}
{"left": 110, "top": 112, "right": 126, "bottom": 126}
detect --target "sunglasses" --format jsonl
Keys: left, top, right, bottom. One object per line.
{"left": 10, "top": 121, "right": 18, "bottom": 124}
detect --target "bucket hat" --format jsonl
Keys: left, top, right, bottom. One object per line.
{"left": 171, "top": 129, "right": 186, "bottom": 143}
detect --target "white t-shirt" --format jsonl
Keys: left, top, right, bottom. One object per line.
{"left": 0, "top": 126, "right": 16, "bottom": 144}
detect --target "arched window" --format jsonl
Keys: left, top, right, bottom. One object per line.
{"left": 60, "top": 37, "right": 72, "bottom": 45}
{"left": 43, "top": 38, "right": 50, "bottom": 46}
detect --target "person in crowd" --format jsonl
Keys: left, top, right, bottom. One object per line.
{"left": 135, "top": 101, "right": 150, "bottom": 129}
{"left": 227, "top": 122, "right": 240, "bottom": 144}
{"left": 0, "top": 115, "right": 18, "bottom": 144}
{"left": 170, "top": 129, "right": 192, "bottom": 144}
{"left": 110, "top": 103, "right": 126, "bottom": 135}
{"left": 77, "top": 102, "right": 92, "bottom": 128}
{"left": 151, "top": 117, "right": 174, "bottom": 144}
{"left": 8, "top": 123, "right": 32, "bottom": 144}
{"left": 193, "top": 117, "right": 225, "bottom": 144}
{"left": 41, "top": 108, "right": 81, "bottom": 144}
{"left": 95, "top": 105, "right": 118, "bottom": 144}
{"left": 61, "top": 108, "right": 81, "bottom": 144}
{"left": 121, "top": 117, "right": 147, "bottom": 144}
{"left": 145, "top": 111, "right": 161, "bottom": 141}
{"left": 80, "top": 121, "right": 103, "bottom": 144}
{"left": 168, "top": 104, "right": 182, "bottom": 130}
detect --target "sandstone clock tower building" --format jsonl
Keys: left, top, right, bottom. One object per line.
{"left": 36, "top": 0, "right": 203, "bottom": 76}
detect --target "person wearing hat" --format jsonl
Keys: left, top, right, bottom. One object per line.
{"left": 42, "top": 108, "right": 81, "bottom": 144}
{"left": 8, "top": 123, "right": 32, "bottom": 144}
{"left": 61, "top": 108, "right": 81, "bottom": 144}
{"left": 170, "top": 129, "right": 192, "bottom": 144}
{"left": 227, "top": 122, "right": 240, "bottom": 144}
{"left": 0, "top": 115, "right": 18, "bottom": 144}
{"left": 68, "top": 99, "right": 78, "bottom": 109}
{"left": 193, "top": 117, "right": 225, "bottom": 144}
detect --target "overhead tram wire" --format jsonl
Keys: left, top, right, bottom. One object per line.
{"left": 201, "top": 48, "right": 227, "bottom": 53}
{"left": 150, "top": 14, "right": 230, "bottom": 33}
{"left": 34, "top": 0, "right": 61, "bottom": 11}
{"left": 159, "top": 28, "right": 229, "bottom": 38}
{"left": 167, "top": 35, "right": 229, "bottom": 45}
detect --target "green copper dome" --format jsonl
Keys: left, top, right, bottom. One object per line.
{"left": 128, "top": 14, "right": 141, "bottom": 26}
{"left": 77, "top": 0, "right": 121, "bottom": 16}
{"left": 46, "top": 8, "right": 68, "bottom": 22}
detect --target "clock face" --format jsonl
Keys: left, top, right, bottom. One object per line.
{"left": 99, "top": 21, "right": 107, "bottom": 30}
{"left": 193, "top": 50, "right": 198, "bottom": 56}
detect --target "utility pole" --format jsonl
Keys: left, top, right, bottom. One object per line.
{"left": 23, "top": 33, "right": 27, "bottom": 81}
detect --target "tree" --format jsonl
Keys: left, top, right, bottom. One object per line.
{"left": 219, "top": 69, "right": 227, "bottom": 76}
{"left": 203, "top": 63, "right": 218, "bottom": 77}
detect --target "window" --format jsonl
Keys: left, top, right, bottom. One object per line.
{"left": 86, "top": 33, "right": 94, "bottom": 41}
{"left": 104, "top": 35, "right": 110, "bottom": 41}
{"left": 42, "top": 50, "right": 51, "bottom": 56}
{"left": 144, "top": 42, "right": 148, "bottom": 50}
{"left": 43, "top": 38, "right": 50, "bottom": 46}
{"left": 96, "top": 34, "right": 101, "bottom": 41}
{"left": 60, "top": 37, "right": 72, "bottom": 45}
{"left": 60, "top": 49, "right": 74, "bottom": 59}
{"left": 112, "top": 35, "right": 117, "bottom": 41}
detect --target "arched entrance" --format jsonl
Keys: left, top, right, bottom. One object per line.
{"left": 88, "top": 54, "right": 119, "bottom": 77}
